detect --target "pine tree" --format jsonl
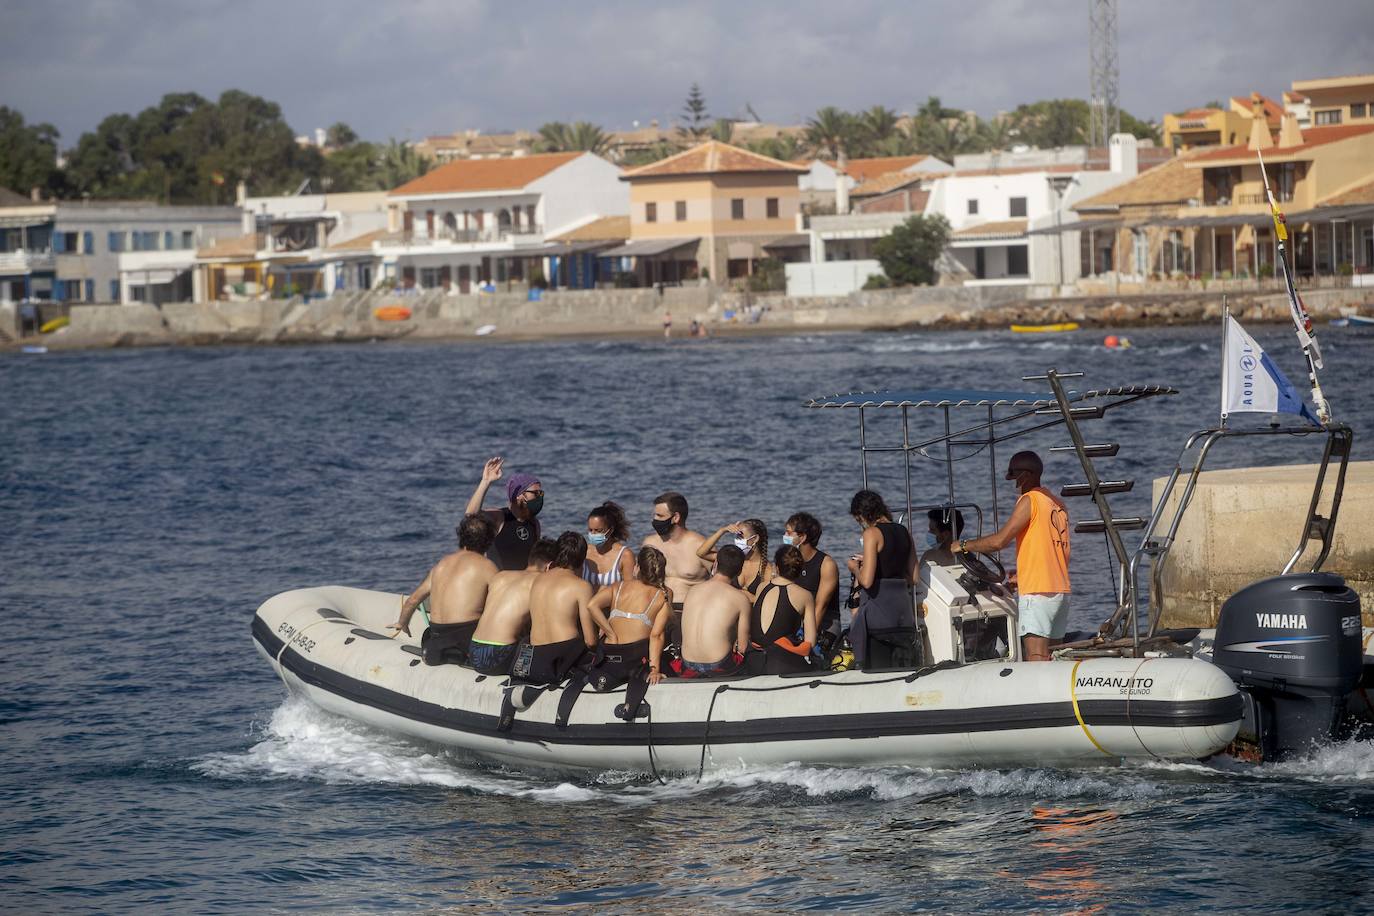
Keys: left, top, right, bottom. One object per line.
{"left": 680, "top": 84, "right": 710, "bottom": 141}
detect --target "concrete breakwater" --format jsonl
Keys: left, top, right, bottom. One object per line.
{"left": 5, "top": 283, "right": 1373, "bottom": 350}
{"left": 1154, "top": 461, "right": 1374, "bottom": 628}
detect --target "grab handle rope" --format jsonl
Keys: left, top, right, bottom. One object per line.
{"left": 1068, "top": 659, "right": 1114, "bottom": 758}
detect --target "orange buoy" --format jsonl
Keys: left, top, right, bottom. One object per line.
{"left": 373, "top": 305, "right": 412, "bottom": 322}
{"left": 1103, "top": 335, "right": 1119, "bottom": 349}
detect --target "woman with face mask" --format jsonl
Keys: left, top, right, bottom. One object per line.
{"left": 845, "top": 489, "right": 919, "bottom": 670}
{"left": 697, "top": 518, "right": 771, "bottom": 600}
{"left": 582, "top": 502, "right": 635, "bottom": 593}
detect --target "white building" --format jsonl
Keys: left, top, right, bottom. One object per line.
{"left": 380, "top": 152, "right": 626, "bottom": 292}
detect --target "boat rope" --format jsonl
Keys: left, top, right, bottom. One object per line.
{"left": 644, "top": 701, "right": 667, "bottom": 786}
{"left": 273, "top": 615, "right": 339, "bottom": 695}
{"left": 1124, "top": 656, "right": 1163, "bottom": 760}
{"left": 1068, "top": 659, "right": 1114, "bottom": 758}
{"left": 695, "top": 664, "right": 960, "bottom": 782}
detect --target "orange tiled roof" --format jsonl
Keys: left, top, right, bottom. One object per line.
{"left": 836, "top": 155, "right": 936, "bottom": 182}
{"left": 1320, "top": 178, "right": 1374, "bottom": 206}
{"left": 621, "top": 140, "right": 808, "bottom": 179}
{"left": 852, "top": 170, "right": 929, "bottom": 197}
{"left": 1186, "top": 123, "right": 1374, "bottom": 164}
{"left": 389, "top": 151, "right": 583, "bottom": 196}
{"left": 196, "top": 233, "right": 258, "bottom": 259}
{"left": 953, "top": 219, "right": 1028, "bottom": 237}
{"left": 1073, "top": 152, "right": 1204, "bottom": 210}
{"left": 1231, "top": 95, "right": 1283, "bottom": 125}
{"left": 548, "top": 215, "right": 630, "bottom": 242}
{"left": 0, "top": 186, "right": 31, "bottom": 207}
{"left": 1177, "top": 108, "right": 1221, "bottom": 120}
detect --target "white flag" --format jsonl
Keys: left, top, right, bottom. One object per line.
{"left": 1222, "top": 314, "right": 1318, "bottom": 425}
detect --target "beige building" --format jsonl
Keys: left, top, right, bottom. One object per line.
{"left": 1162, "top": 94, "right": 1282, "bottom": 153}
{"left": 612, "top": 140, "right": 807, "bottom": 283}
{"left": 1290, "top": 73, "right": 1374, "bottom": 128}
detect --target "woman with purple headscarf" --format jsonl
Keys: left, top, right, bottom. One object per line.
{"left": 465, "top": 457, "right": 544, "bottom": 570}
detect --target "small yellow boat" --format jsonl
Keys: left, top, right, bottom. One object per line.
{"left": 1010, "top": 322, "right": 1080, "bottom": 334}
{"left": 39, "top": 315, "right": 70, "bottom": 334}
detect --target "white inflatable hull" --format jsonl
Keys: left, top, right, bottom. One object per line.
{"left": 252, "top": 586, "right": 1243, "bottom": 773}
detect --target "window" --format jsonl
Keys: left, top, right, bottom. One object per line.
{"left": 1353, "top": 103, "right": 1368, "bottom": 119}
{"left": 182, "top": 230, "right": 194, "bottom": 249}
{"left": 675, "top": 200, "right": 687, "bottom": 221}
{"left": 164, "top": 231, "right": 174, "bottom": 250}
{"left": 1009, "top": 197, "right": 1027, "bottom": 218}
{"left": 1314, "top": 109, "right": 1342, "bottom": 125}
{"left": 132, "top": 230, "right": 159, "bottom": 251}
{"left": 766, "top": 197, "right": 779, "bottom": 219}
{"left": 109, "top": 280, "right": 120, "bottom": 301}
{"left": 967, "top": 199, "right": 979, "bottom": 215}
{"left": 1007, "top": 246, "right": 1029, "bottom": 276}
{"left": 108, "top": 231, "right": 125, "bottom": 252}
{"left": 731, "top": 198, "right": 744, "bottom": 220}
{"left": 645, "top": 202, "right": 657, "bottom": 223}
{"left": 85, "top": 279, "right": 94, "bottom": 301}
{"left": 54, "top": 231, "right": 78, "bottom": 253}
{"left": 83, "top": 231, "right": 94, "bottom": 254}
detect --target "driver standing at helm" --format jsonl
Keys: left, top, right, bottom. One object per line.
{"left": 465, "top": 457, "right": 544, "bottom": 571}
{"left": 953, "top": 451, "right": 1070, "bottom": 661}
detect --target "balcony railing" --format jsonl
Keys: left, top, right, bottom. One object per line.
{"left": 400, "top": 225, "right": 545, "bottom": 246}
{"left": 1236, "top": 191, "right": 1293, "bottom": 206}
{"left": 0, "top": 249, "right": 55, "bottom": 273}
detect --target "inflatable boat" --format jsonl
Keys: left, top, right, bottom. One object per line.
{"left": 253, "top": 585, "right": 1242, "bottom": 773}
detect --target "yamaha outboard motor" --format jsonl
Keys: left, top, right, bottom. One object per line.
{"left": 1212, "top": 573, "right": 1363, "bottom": 761}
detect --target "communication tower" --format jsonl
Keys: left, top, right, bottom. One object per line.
{"left": 1088, "top": 0, "right": 1120, "bottom": 146}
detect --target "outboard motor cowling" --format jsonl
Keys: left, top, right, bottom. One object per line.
{"left": 1212, "top": 573, "right": 1363, "bottom": 761}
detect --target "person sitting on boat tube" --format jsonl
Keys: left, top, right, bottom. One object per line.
{"left": 582, "top": 501, "right": 636, "bottom": 595}
{"left": 467, "top": 537, "right": 559, "bottom": 676}
{"left": 746, "top": 545, "right": 819, "bottom": 676}
{"left": 465, "top": 457, "right": 544, "bottom": 571}
{"left": 696, "top": 518, "right": 771, "bottom": 600}
{"left": 783, "top": 512, "right": 841, "bottom": 643}
{"left": 586, "top": 546, "right": 674, "bottom": 688}
{"left": 846, "top": 490, "right": 919, "bottom": 670}
{"left": 919, "top": 508, "right": 966, "bottom": 568}
{"left": 641, "top": 491, "right": 709, "bottom": 647}
{"left": 952, "top": 451, "right": 1070, "bottom": 662}
{"left": 524, "top": 532, "right": 609, "bottom": 685}
{"left": 390, "top": 513, "right": 499, "bottom": 666}
{"left": 675, "top": 545, "right": 751, "bottom": 678}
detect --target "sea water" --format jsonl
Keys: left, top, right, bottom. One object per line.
{"left": 3, "top": 325, "right": 1373, "bottom": 911}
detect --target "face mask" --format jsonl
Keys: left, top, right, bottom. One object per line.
{"left": 587, "top": 531, "right": 608, "bottom": 546}
{"left": 733, "top": 537, "right": 753, "bottom": 555}
{"left": 926, "top": 532, "right": 939, "bottom": 549}
{"left": 782, "top": 534, "right": 797, "bottom": 547}
{"left": 651, "top": 518, "right": 674, "bottom": 539}
{"left": 524, "top": 493, "right": 544, "bottom": 517}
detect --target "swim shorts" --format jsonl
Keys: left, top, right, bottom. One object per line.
{"left": 468, "top": 639, "right": 517, "bottom": 675}
{"left": 1017, "top": 593, "right": 1070, "bottom": 639}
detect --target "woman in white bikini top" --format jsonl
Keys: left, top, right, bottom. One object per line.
{"left": 582, "top": 501, "right": 636, "bottom": 594}
{"left": 587, "top": 546, "right": 675, "bottom": 682}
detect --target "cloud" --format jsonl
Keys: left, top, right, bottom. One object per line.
{"left": 2, "top": 0, "right": 1370, "bottom": 145}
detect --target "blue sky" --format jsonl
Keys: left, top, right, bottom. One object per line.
{"left": 5, "top": 0, "right": 1372, "bottom": 145}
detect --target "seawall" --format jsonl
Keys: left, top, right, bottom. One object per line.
{"left": 1152, "top": 460, "right": 1374, "bottom": 628}
{"left": 12, "top": 284, "right": 1374, "bottom": 351}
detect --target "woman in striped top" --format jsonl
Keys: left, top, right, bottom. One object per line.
{"left": 583, "top": 501, "right": 635, "bottom": 593}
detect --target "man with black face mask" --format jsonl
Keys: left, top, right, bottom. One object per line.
{"left": 641, "top": 490, "right": 708, "bottom": 646}
{"left": 465, "top": 456, "right": 544, "bottom": 571}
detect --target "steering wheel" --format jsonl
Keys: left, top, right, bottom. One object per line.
{"left": 958, "top": 550, "right": 1007, "bottom": 589}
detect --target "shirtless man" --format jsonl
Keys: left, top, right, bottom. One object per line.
{"left": 390, "top": 513, "right": 499, "bottom": 667}
{"left": 678, "top": 545, "right": 751, "bottom": 678}
{"left": 525, "top": 532, "right": 607, "bottom": 684}
{"left": 467, "top": 538, "right": 557, "bottom": 676}
{"left": 641, "top": 490, "right": 709, "bottom": 645}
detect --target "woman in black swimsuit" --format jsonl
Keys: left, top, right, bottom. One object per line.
{"left": 845, "top": 490, "right": 919, "bottom": 669}
{"left": 745, "top": 545, "right": 817, "bottom": 676}
{"left": 697, "top": 518, "right": 771, "bottom": 600}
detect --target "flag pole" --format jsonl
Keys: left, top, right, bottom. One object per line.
{"left": 1220, "top": 295, "right": 1229, "bottom": 429}
{"left": 1258, "top": 150, "right": 1331, "bottom": 424}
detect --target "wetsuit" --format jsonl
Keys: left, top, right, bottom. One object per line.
{"left": 852, "top": 521, "right": 918, "bottom": 670}
{"left": 421, "top": 620, "right": 478, "bottom": 666}
{"left": 796, "top": 549, "right": 840, "bottom": 634}
{"left": 488, "top": 507, "right": 538, "bottom": 571}
{"left": 525, "top": 636, "right": 589, "bottom": 685}
{"left": 587, "top": 638, "right": 651, "bottom": 691}
{"left": 746, "top": 584, "right": 812, "bottom": 676}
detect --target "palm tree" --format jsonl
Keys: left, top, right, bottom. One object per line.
{"left": 536, "top": 121, "right": 573, "bottom": 152}
{"left": 565, "top": 121, "right": 610, "bottom": 155}
{"left": 858, "top": 105, "right": 900, "bottom": 155}
{"left": 805, "top": 106, "right": 857, "bottom": 159}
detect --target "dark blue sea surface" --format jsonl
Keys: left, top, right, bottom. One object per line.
{"left": 3, "top": 324, "right": 1373, "bottom": 912}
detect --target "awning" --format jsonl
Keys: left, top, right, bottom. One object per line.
{"left": 1290, "top": 203, "right": 1374, "bottom": 223}
{"left": 761, "top": 233, "right": 811, "bottom": 249}
{"left": 804, "top": 385, "right": 1177, "bottom": 409}
{"left": 1026, "top": 218, "right": 1122, "bottom": 236}
{"left": 121, "top": 269, "right": 182, "bottom": 284}
{"left": 538, "top": 239, "right": 622, "bottom": 257}
{"left": 0, "top": 215, "right": 52, "bottom": 229}
{"left": 601, "top": 237, "right": 699, "bottom": 258}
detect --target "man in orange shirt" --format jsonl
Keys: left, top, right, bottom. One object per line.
{"left": 952, "top": 451, "right": 1070, "bottom": 661}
